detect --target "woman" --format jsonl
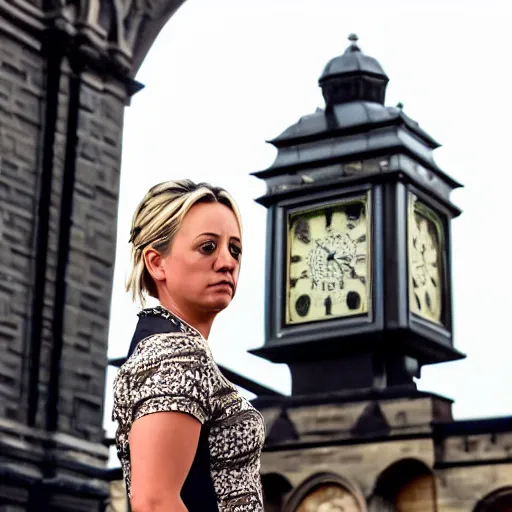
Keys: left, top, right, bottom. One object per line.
{"left": 112, "top": 180, "right": 265, "bottom": 512}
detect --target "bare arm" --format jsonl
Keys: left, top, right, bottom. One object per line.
{"left": 129, "top": 411, "right": 202, "bottom": 512}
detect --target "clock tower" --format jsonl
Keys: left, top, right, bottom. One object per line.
{"left": 250, "top": 34, "right": 465, "bottom": 395}
{"left": 251, "top": 36, "right": 512, "bottom": 512}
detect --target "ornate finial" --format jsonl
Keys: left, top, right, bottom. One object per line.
{"left": 396, "top": 102, "right": 404, "bottom": 110}
{"left": 348, "top": 33, "right": 359, "bottom": 44}
{"left": 346, "top": 33, "right": 361, "bottom": 53}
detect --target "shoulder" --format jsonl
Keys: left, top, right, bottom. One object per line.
{"left": 124, "top": 331, "right": 209, "bottom": 371}
{"left": 113, "top": 331, "right": 214, "bottom": 423}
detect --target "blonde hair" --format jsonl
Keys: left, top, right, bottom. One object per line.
{"left": 126, "top": 179, "right": 242, "bottom": 306}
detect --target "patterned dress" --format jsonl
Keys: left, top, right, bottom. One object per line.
{"left": 112, "top": 306, "right": 265, "bottom": 511}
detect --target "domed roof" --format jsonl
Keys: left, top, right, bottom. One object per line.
{"left": 319, "top": 34, "right": 389, "bottom": 106}
{"left": 320, "top": 34, "right": 388, "bottom": 80}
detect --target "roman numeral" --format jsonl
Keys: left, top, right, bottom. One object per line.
{"left": 324, "top": 296, "right": 332, "bottom": 315}
{"left": 325, "top": 209, "right": 333, "bottom": 228}
{"left": 294, "top": 218, "right": 311, "bottom": 244}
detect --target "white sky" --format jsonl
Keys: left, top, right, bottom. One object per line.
{"left": 103, "top": 0, "right": 512, "bottom": 459}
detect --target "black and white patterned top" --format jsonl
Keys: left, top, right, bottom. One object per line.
{"left": 112, "top": 306, "right": 265, "bottom": 511}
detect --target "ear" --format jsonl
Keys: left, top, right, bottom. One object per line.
{"left": 143, "top": 248, "right": 167, "bottom": 284}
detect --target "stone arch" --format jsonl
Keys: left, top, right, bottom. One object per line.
{"left": 284, "top": 472, "right": 367, "bottom": 512}
{"left": 368, "top": 458, "right": 436, "bottom": 511}
{"left": 473, "top": 487, "right": 512, "bottom": 512}
{"left": 50, "top": 0, "right": 191, "bottom": 76}
{"left": 261, "top": 472, "right": 293, "bottom": 512}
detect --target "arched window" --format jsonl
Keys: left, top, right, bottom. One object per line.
{"left": 474, "top": 487, "right": 512, "bottom": 512}
{"left": 368, "top": 458, "right": 436, "bottom": 511}
{"left": 261, "top": 472, "right": 293, "bottom": 512}
{"left": 284, "top": 473, "right": 366, "bottom": 512}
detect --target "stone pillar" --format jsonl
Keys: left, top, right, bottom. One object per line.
{"left": 0, "top": 1, "right": 185, "bottom": 510}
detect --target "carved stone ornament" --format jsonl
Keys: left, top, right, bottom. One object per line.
{"left": 44, "top": 0, "right": 187, "bottom": 75}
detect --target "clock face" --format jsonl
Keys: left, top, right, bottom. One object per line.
{"left": 286, "top": 195, "right": 370, "bottom": 325}
{"left": 295, "top": 484, "right": 363, "bottom": 512}
{"left": 408, "top": 194, "right": 444, "bottom": 325}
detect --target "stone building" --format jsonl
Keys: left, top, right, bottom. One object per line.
{"left": 0, "top": 1, "right": 184, "bottom": 510}
{"left": 0, "top": 1, "right": 510, "bottom": 511}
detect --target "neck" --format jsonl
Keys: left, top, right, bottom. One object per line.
{"left": 158, "top": 297, "right": 216, "bottom": 339}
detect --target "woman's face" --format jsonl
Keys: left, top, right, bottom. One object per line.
{"left": 159, "top": 201, "right": 242, "bottom": 315}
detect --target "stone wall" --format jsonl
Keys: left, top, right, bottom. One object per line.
{"left": 0, "top": 10, "right": 45, "bottom": 426}
{"left": 258, "top": 394, "right": 512, "bottom": 511}
{"left": 0, "top": 0, "right": 193, "bottom": 507}
{"left": 0, "top": 1, "right": 143, "bottom": 509}
{"left": 56, "top": 75, "right": 125, "bottom": 442}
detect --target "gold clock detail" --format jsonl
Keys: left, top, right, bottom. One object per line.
{"left": 286, "top": 194, "right": 371, "bottom": 325}
{"left": 408, "top": 193, "right": 444, "bottom": 325}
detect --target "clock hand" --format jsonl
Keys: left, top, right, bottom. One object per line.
{"left": 325, "top": 251, "right": 344, "bottom": 274}
{"left": 315, "top": 240, "right": 331, "bottom": 254}
{"left": 335, "top": 254, "right": 352, "bottom": 264}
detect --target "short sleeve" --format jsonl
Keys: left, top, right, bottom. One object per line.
{"left": 127, "top": 333, "right": 212, "bottom": 425}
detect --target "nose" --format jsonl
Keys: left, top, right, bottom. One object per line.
{"left": 213, "top": 243, "right": 237, "bottom": 273}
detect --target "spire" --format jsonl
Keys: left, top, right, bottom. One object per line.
{"left": 319, "top": 34, "right": 389, "bottom": 106}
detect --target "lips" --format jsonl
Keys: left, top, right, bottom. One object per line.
{"left": 210, "top": 281, "right": 234, "bottom": 292}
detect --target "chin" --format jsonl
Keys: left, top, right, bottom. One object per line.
{"left": 206, "top": 296, "right": 233, "bottom": 312}
{"left": 199, "top": 288, "right": 235, "bottom": 313}
{"left": 213, "top": 299, "right": 232, "bottom": 312}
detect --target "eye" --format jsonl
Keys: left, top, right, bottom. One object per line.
{"left": 199, "top": 241, "right": 217, "bottom": 255}
{"left": 230, "top": 244, "right": 242, "bottom": 260}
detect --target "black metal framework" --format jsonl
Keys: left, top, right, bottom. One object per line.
{"left": 248, "top": 34, "right": 466, "bottom": 392}
{"left": 251, "top": 161, "right": 464, "bottom": 394}
{"left": 405, "top": 182, "right": 456, "bottom": 355}
{"left": 251, "top": 171, "right": 463, "bottom": 367}
{"left": 254, "top": 181, "right": 383, "bottom": 362}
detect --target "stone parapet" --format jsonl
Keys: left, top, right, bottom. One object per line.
{"left": 256, "top": 392, "right": 512, "bottom": 511}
